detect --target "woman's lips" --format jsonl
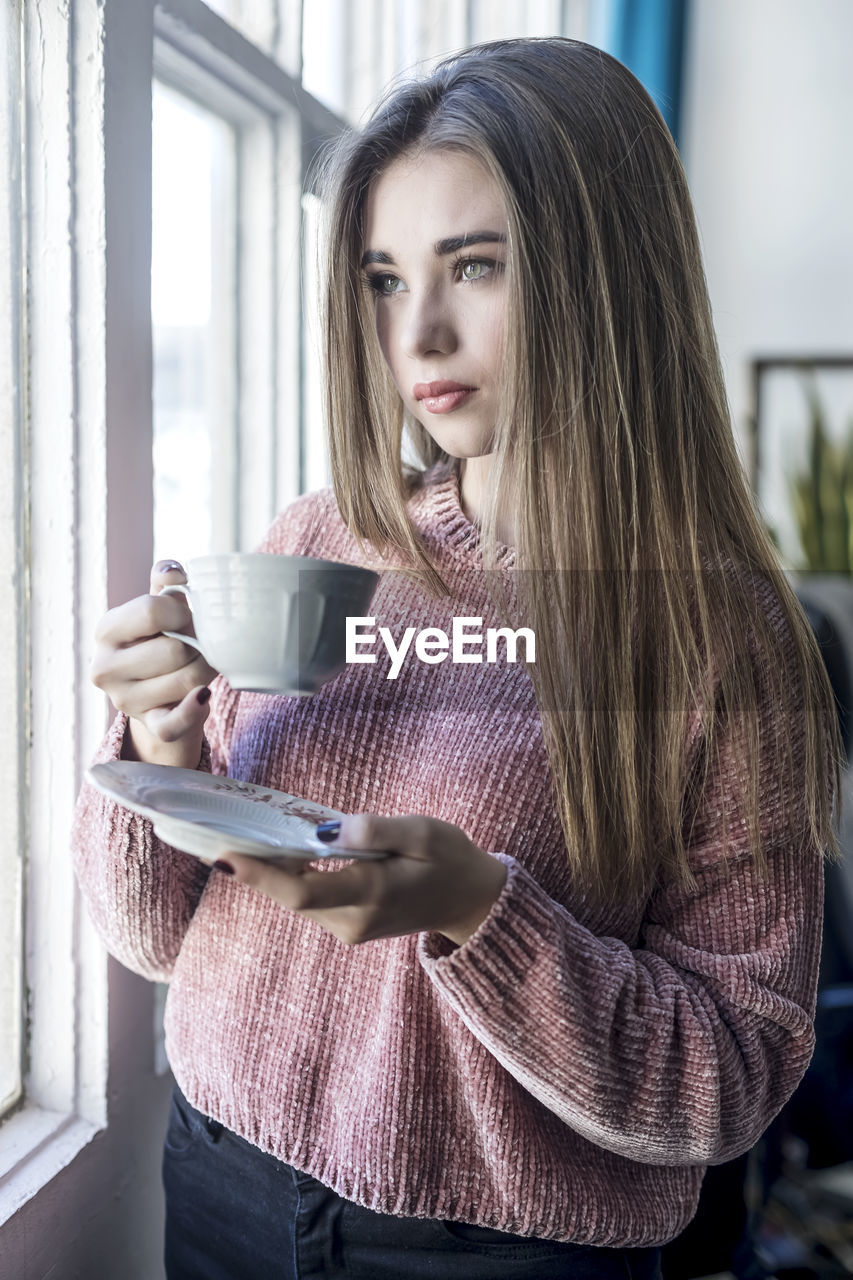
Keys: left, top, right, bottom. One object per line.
{"left": 412, "top": 381, "right": 476, "bottom": 414}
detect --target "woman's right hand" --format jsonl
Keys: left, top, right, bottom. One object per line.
{"left": 91, "top": 560, "right": 219, "bottom": 768}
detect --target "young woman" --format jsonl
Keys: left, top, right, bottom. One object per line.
{"left": 74, "top": 38, "right": 840, "bottom": 1280}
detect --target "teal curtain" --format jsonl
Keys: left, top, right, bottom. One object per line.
{"left": 588, "top": 0, "right": 690, "bottom": 147}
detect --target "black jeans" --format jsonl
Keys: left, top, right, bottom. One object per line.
{"left": 163, "top": 1084, "right": 663, "bottom": 1279}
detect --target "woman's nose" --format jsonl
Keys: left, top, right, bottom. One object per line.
{"left": 401, "top": 290, "right": 458, "bottom": 358}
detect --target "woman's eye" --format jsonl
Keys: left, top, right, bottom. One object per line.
{"left": 457, "top": 258, "right": 501, "bottom": 283}
{"left": 460, "top": 260, "right": 488, "bottom": 281}
{"left": 366, "top": 273, "right": 404, "bottom": 296}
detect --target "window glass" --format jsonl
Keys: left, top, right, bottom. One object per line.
{"left": 204, "top": 0, "right": 301, "bottom": 74}
{"left": 152, "top": 83, "right": 237, "bottom": 562}
{"left": 301, "top": 0, "right": 350, "bottom": 118}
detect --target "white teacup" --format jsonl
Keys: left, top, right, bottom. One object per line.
{"left": 160, "top": 553, "right": 379, "bottom": 695}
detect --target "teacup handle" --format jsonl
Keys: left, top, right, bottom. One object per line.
{"left": 159, "top": 583, "right": 205, "bottom": 655}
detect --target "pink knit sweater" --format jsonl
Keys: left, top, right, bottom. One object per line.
{"left": 72, "top": 462, "right": 825, "bottom": 1247}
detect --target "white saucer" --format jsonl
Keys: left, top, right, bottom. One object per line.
{"left": 86, "top": 762, "right": 384, "bottom": 862}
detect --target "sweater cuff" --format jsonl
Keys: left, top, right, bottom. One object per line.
{"left": 92, "top": 709, "right": 133, "bottom": 764}
{"left": 417, "top": 854, "right": 555, "bottom": 998}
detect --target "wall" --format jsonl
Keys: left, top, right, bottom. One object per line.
{"left": 681, "top": 0, "right": 853, "bottom": 460}
{"left": 2, "top": 970, "right": 172, "bottom": 1279}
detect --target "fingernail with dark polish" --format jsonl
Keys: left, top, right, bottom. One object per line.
{"left": 213, "top": 860, "right": 234, "bottom": 875}
{"left": 197, "top": 687, "right": 212, "bottom": 705}
{"left": 155, "top": 559, "right": 184, "bottom": 574}
{"left": 315, "top": 821, "right": 341, "bottom": 844}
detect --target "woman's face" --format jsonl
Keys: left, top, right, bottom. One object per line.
{"left": 362, "top": 148, "right": 508, "bottom": 460}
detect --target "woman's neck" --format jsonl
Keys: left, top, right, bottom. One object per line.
{"left": 459, "top": 457, "right": 516, "bottom": 548}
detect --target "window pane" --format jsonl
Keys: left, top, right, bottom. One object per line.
{"left": 205, "top": 0, "right": 277, "bottom": 47}
{"left": 152, "top": 83, "right": 237, "bottom": 562}
{"left": 301, "top": 0, "right": 592, "bottom": 122}
{"left": 204, "top": 0, "right": 302, "bottom": 76}
{"left": 301, "top": 191, "right": 329, "bottom": 490}
{"left": 301, "top": 0, "right": 351, "bottom": 118}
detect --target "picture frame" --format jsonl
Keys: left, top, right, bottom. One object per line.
{"left": 749, "top": 355, "right": 853, "bottom": 570}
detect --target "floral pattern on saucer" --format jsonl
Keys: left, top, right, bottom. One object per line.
{"left": 86, "top": 762, "right": 382, "bottom": 862}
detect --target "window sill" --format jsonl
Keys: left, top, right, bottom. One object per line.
{"left": 0, "top": 1105, "right": 100, "bottom": 1227}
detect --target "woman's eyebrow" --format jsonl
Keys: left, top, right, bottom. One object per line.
{"left": 360, "top": 230, "right": 506, "bottom": 269}
{"left": 434, "top": 230, "right": 506, "bottom": 255}
{"left": 361, "top": 249, "right": 394, "bottom": 268}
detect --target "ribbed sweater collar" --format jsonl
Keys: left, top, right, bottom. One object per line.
{"left": 410, "top": 461, "right": 517, "bottom": 569}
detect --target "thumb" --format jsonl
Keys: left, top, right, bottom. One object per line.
{"left": 145, "top": 684, "right": 212, "bottom": 744}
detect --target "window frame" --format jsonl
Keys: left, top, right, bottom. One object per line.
{"left": 0, "top": 0, "right": 344, "bottom": 1230}
{"left": 0, "top": 0, "right": 27, "bottom": 1127}
{"left": 153, "top": 0, "right": 344, "bottom": 544}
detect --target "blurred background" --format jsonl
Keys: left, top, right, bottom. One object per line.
{"left": 1, "top": 2, "right": 851, "bottom": 1277}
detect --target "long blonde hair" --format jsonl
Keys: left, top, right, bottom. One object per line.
{"left": 318, "top": 38, "right": 841, "bottom": 904}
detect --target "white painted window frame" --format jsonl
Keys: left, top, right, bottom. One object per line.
{"left": 153, "top": 0, "right": 344, "bottom": 542}
{"left": 0, "top": 0, "right": 343, "bottom": 1228}
{"left": 0, "top": 0, "right": 26, "bottom": 1129}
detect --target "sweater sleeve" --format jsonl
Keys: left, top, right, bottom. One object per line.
{"left": 71, "top": 710, "right": 214, "bottom": 982}
{"left": 417, "top": 624, "right": 828, "bottom": 1168}
{"left": 71, "top": 487, "right": 335, "bottom": 982}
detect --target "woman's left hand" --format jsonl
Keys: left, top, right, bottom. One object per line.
{"left": 217, "top": 815, "right": 508, "bottom": 946}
